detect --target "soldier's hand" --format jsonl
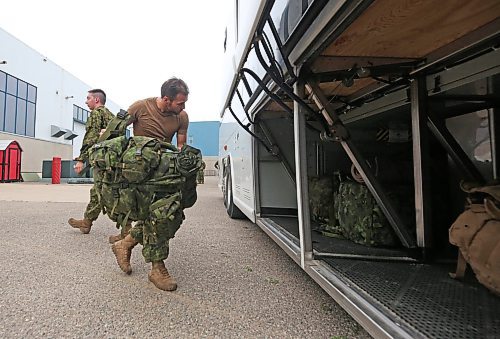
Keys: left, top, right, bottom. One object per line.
{"left": 99, "top": 129, "right": 106, "bottom": 136}
{"left": 74, "top": 161, "right": 84, "bottom": 174}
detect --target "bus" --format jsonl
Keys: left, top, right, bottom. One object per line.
{"left": 218, "top": 1, "right": 500, "bottom": 338}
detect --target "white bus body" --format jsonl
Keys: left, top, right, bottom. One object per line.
{"left": 219, "top": 1, "right": 500, "bottom": 338}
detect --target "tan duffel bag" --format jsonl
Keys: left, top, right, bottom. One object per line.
{"left": 449, "top": 183, "right": 500, "bottom": 296}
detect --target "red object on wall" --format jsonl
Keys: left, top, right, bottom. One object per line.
{"left": 0, "top": 140, "right": 23, "bottom": 183}
{"left": 52, "top": 157, "right": 61, "bottom": 184}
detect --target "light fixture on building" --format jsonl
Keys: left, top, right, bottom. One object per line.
{"left": 65, "top": 95, "right": 74, "bottom": 99}
{"left": 63, "top": 129, "right": 78, "bottom": 140}
{"left": 51, "top": 125, "right": 66, "bottom": 138}
{"left": 0, "top": 60, "right": 6, "bottom": 64}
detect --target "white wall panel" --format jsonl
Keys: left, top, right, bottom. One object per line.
{"left": 0, "top": 28, "right": 123, "bottom": 177}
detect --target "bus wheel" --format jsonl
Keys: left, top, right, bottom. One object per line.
{"left": 224, "top": 168, "right": 245, "bottom": 219}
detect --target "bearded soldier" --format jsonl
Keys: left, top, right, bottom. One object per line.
{"left": 110, "top": 77, "right": 194, "bottom": 291}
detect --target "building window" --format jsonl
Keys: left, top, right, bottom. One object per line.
{"left": 0, "top": 70, "right": 37, "bottom": 137}
{"left": 73, "top": 104, "right": 89, "bottom": 124}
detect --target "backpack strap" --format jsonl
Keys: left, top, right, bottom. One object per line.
{"left": 449, "top": 250, "right": 467, "bottom": 280}
{"left": 98, "top": 109, "right": 130, "bottom": 142}
{"left": 460, "top": 182, "right": 500, "bottom": 202}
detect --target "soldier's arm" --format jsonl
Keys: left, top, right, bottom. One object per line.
{"left": 125, "top": 100, "right": 141, "bottom": 127}
{"left": 176, "top": 110, "right": 189, "bottom": 149}
{"left": 76, "top": 110, "right": 102, "bottom": 162}
{"left": 177, "top": 133, "right": 187, "bottom": 149}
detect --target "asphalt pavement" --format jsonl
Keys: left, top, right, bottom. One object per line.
{"left": 0, "top": 176, "right": 369, "bottom": 338}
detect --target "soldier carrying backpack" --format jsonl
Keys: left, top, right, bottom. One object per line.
{"left": 94, "top": 78, "right": 201, "bottom": 292}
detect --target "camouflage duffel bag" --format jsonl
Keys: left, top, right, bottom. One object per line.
{"left": 88, "top": 135, "right": 129, "bottom": 183}
{"left": 308, "top": 176, "right": 336, "bottom": 227}
{"left": 334, "top": 178, "right": 397, "bottom": 247}
{"left": 88, "top": 136, "right": 202, "bottom": 226}
{"left": 88, "top": 136, "right": 184, "bottom": 225}
{"left": 98, "top": 182, "right": 140, "bottom": 224}
{"left": 149, "top": 191, "right": 183, "bottom": 238}
{"left": 449, "top": 183, "right": 500, "bottom": 296}
{"left": 177, "top": 144, "right": 203, "bottom": 208}
{"left": 120, "top": 136, "right": 172, "bottom": 183}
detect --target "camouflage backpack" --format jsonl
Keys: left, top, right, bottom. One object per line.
{"left": 97, "top": 109, "right": 131, "bottom": 143}
{"left": 88, "top": 135, "right": 202, "bottom": 229}
{"left": 330, "top": 173, "right": 398, "bottom": 247}
{"left": 308, "top": 176, "right": 337, "bottom": 228}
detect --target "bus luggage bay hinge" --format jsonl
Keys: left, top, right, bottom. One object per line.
{"left": 305, "top": 82, "right": 349, "bottom": 141}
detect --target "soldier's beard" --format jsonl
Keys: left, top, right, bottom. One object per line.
{"left": 165, "top": 105, "right": 180, "bottom": 114}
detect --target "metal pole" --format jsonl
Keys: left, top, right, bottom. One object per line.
{"left": 489, "top": 75, "right": 499, "bottom": 180}
{"left": 410, "top": 78, "right": 432, "bottom": 250}
{"left": 294, "top": 79, "right": 313, "bottom": 267}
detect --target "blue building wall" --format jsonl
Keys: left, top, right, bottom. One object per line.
{"left": 172, "top": 121, "right": 219, "bottom": 157}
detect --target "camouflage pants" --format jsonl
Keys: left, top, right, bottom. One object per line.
{"left": 129, "top": 210, "right": 184, "bottom": 262}
{"left": 84, "top": 184, "right": 101, "bottom": 221}
{"left": 118, "top": 222, "right": 132, "bottom": 237}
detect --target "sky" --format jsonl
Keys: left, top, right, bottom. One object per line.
{"left": 0, "top": 0, "right": 231, "bottom": 122}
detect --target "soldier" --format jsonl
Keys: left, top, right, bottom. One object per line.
{"left": 68, "top": 89, "right": 115, "bottom": 236}
{"left": 111, "top": 77, "right": 190, "bottom": 291}
{"left": 197, "top": 160, "right": 206, "bottom": 184}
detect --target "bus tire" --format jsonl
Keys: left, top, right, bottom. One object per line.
{"left": 224, "top": 167, "right": 245, "bottom": 219}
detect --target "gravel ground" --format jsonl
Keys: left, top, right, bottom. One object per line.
{"left": 0, "top": 177, "right": 370, "bottom": 338}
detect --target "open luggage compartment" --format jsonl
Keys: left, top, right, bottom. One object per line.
{"left": 223, "top": 0, "right": 500, "bottom": 337}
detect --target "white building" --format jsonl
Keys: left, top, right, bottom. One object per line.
{"left": 0, "top": 27, "right": 123, "bottom": 181}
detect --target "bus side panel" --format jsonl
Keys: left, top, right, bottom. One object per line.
{"left": 219, "top": 105, "right": 255, "bottom": 222}
{"left": 219, "top": 0, "right": 268, "bottom": 116}
{"left": 257, "top": 118, "right": 298, "bottom": 211}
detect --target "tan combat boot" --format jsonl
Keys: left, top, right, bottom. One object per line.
{"left": 68, "top": 218, "right": 93, "bottom": 234}
{"left": 108, "top": 222, "right": 132, "bottom": 244}
{"left": 108, "top": 233, "right": 122, "bottom": 244}
{"left": 149, "top": 261, "right": 177, "bottom": 291}
{"left": 111, "top": 234, "right": 138, "bottom": 275}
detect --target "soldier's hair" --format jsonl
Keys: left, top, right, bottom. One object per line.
{"left": 161, "top": 78, "right": 189, "bottom": 99}
{"left": 88, "top": 89, "right": 107, "bottom": 104}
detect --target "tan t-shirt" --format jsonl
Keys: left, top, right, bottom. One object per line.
{"left": 127, "top": 97, "right": 189, "bottom": 142}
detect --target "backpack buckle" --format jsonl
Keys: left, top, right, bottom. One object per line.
{"left": 117, "top": 109, "right": 128, "bottom": 119}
